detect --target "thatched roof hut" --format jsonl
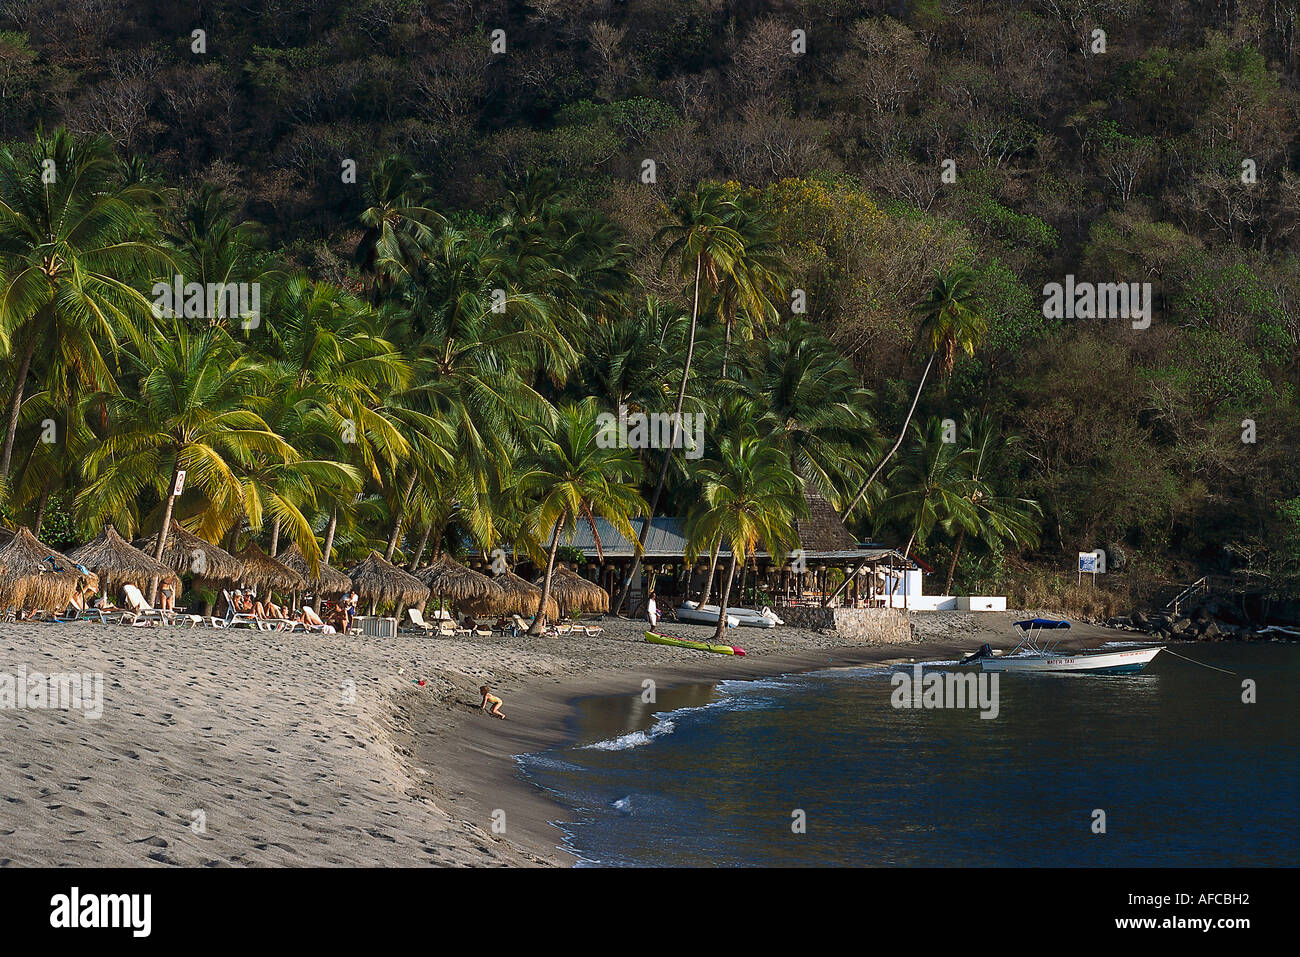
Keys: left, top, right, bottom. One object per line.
{"left": 68, "top": 524, "right": 175, "bottom": 593}
{"left": 235, "top": 542, "right": 306, "bottom": 595}
{"left": 348, "top": 550, "right": 429, "bottom": 612}
{"left": 277, "top": 542, "right": 352, "bottom": 596}
{"left": 464, "top": 569, "right": 559, "bottom": 620}
{"left": 416, "top": 555, "right": 504, "bottom": 606}
{"left": 0, "top": 527, "right": 99, "bottom": 612}
{"left": 538, "top": 565, "right": 609, "bottom": 615}
{"left": 134, "top": 521, "right": 245, "bottom": 582}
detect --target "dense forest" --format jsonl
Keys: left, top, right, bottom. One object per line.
{"left": 1, "top": 0, "right": 1299, "bottom": 614}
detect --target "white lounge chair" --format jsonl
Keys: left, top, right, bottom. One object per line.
{"left": 119, "top": 584, "right": 172, "bottom": 627}
{"left": 404, "top": 607, "right": 435, "bottom": 635}
{"left": 214, "top": 590, "right": 261, "bottom": 629}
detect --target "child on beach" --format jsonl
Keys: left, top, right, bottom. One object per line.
{"left": 480, "top": 685, "right": 506, "bottom": 719}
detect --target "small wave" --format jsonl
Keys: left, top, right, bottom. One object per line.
{"left": 582, "top": 716, "right": 676, "bottom": 751}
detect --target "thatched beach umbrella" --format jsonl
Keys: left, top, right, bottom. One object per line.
{"left": 134, "top": 521, "right": 245, "bottom": 582}
{"left": 277, "top": 542, "right": 352, "bottom": 596}
{"left": 0, "top": 527, "right": 98, "bottom": 612}
{"left": 348, "top": 550, "right": 429, "bottom": 614}
{"left": 538, "top": 565, "right": 609, "bottom": 616}
{"left": 68, "top": 524, "right": 174, "bottom": 595}
{"left": 235, "top": 541, "right": 306, "bottom": 596}
{"left": 464, "top": 569, "right": 559, "bottom": 620}
{"left": 416, "top": 555, "right": 504, "bottom": 608}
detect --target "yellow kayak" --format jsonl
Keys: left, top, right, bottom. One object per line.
{"left": 645, "top": 631, "right": 747, "bottom": 657}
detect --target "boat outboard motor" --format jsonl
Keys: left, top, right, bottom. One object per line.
{"left": 960, "top": 643, "right": 994, "bottom": 664}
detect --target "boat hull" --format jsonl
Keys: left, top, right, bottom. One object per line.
{"left": 645, "top": 631, "right": 746, "bottom": 657}
{"left": 979, "top": 646, "right": 1163, "bottom": 674}
{"left": 677, "top": 601, "right": 781, "bottom": 628}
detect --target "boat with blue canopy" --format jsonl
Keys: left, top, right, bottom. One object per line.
{"left": 964, "top": 618, "right": 1163, "bottom": 675}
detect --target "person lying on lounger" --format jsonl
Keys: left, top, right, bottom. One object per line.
{"left": 298, "top": 604, "right": 335, "bottom": 634}
{"left": 253, "top": 593, "right": 286, "bottom": 620}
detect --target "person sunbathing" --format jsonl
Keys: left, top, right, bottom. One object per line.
{"left": 253, "top": 595, "right": 286, "bottom": 620}
{"left": 480, "top": 685, "right": 506, "bottom": 720}
{"left": 298, "top": 604, "right": 335, "bottom": 634}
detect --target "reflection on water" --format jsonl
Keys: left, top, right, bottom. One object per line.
{"left": 519, "top": 644, "right": 1298, "bottom": 866}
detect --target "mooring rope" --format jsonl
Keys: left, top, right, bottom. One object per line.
{"left": 1160, "top": 647, "right": 1238, "bottom": 676}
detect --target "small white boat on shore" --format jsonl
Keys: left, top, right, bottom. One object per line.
{"left": 965, "top": 618, "right": 1164, "bottom": 675}
{"left": 676, "top": 601, "right": 783, "bottom": 629}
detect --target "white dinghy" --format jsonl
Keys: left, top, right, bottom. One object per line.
{"left": 676, "top": 601, "right": 783, "bottom": 629}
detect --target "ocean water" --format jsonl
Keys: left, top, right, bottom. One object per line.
{"left": 517, "top": 643, "right": 1298, "bottom": 866}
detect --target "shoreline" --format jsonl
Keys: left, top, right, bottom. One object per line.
{"left": 411, "top": 614, "right": 1139, "bottom": 866}
{"left": 0, "top": 611, "right": 1197, "bottom": 867}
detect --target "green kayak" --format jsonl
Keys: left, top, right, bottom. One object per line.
{"left": 645, "top": 631, "right": 747, "bottom": 657}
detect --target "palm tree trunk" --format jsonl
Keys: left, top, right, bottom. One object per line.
{"left": 410, "top": 523, "right": 432, "bottom": 570}
{"left": 714, "top": 553, "right": 738, "bottom": 641}
{"left": 840, "top": 351, "right": 936, "bottom": 522}
{"left": 0, "top": 333, "right": 37, "bottom": 483}
{"left": 614, "top": 254, "right": 703, "bottom": 613}
{"left": 33, "top": 477, "right": 51, "bottom": 539}
{"left": 385, "top": 471, "right": 417, "bottom": 561}
{"left": 943, "top": 527, "right": 966, "bottom": 595}
{"left": 528, "top": 516, "right": 564, "bottom": 635}
{"left": 700, "top": 543, "right": 721, "bottom": 603}
{"left": 269, "top": 516, "right": 281, "bottom": 557}
{"left": 149, "top": 462, "right": 182, "bottom": 603}
{"left": 322, "top": 507, "right": 338, "bottom": 564}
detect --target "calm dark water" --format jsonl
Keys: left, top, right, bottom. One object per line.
{"left": 518, "top": 643, "right": 1298, "bottom": 866}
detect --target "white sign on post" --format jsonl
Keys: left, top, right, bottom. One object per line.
{"left": 173, "top": 470, "right": 186, "bottom": 496}
{"left": 1078, "top": 549, "right": 1106, "bottom": 585}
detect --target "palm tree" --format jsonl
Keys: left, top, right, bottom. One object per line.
{"left": 355, "top": 156, "right": 444, "bottom": 300}
{"left": 614, "top": 183, "right": 747, "bottom": 612}
{"left": 741, "top": 317, "right": 878, "bottom": 506}
{"left": 519, "top": 398, "right": 645, "bottom": 635}
{"left": 76, "top": 318, "right": 297, "bottom": 598}
{"left": 840, "top": 265, "right": 986, "bottom": 522}
{"left": 880, "top": 417, "right": 979, "bottom": 560}
{"left": 0, "top": 128, "right": 169, "bottom": 485}
{"left": 941, "top": 414, "right": 1041, "bottom": 594}
{"left": 685, "top": 433, "right": 805, "bottom": 640}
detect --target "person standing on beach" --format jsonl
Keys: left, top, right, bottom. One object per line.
{"left": 647, "top": 592, "right": 659, "bottom": 630}
{"left": 480, "top": 685, "right": 506, "bottom": 719}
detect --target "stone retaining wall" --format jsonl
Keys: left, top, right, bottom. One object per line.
{"left": 777, "top": 606, "right": 912, "bottom": 644}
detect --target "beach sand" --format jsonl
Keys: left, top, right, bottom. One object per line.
{"left": 0, "top": 611, "right": 1127, "bottom": 866}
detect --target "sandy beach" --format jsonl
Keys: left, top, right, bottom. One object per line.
{"left": 0, "top": 612, "right": 1129, "bottom": 866}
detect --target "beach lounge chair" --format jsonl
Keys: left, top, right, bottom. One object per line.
{"left": 119, "top": 584, "right": 172, "bottom": 627}
{"left": 404, "top": 607, "right": 435, "bottom": 636}
{"left": 214, "top": 590, "right": 260, "bottom": 629}
{"left": 576, "top": 615, "right": 605, "bottom": 637}
{"left": 437, "top": 619, "right": 458, "bottom": 637}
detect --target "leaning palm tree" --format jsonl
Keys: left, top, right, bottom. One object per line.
{"left": 76, "top": 318, "right": 297, "bottom": 599}
{"left": 685, "top": 433, "right": 805, "bottom": 640}
{"left": 519, "top": 398, "right": 646, "bottom": 635}
{"left": 841, "top": 265, "right": 987, "bottom": 522}
{"left": 614, "top": 183, "right": 748, "bottom": 612}
{"left": 0, "top": 127, "right": 170, "bottom": 485}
